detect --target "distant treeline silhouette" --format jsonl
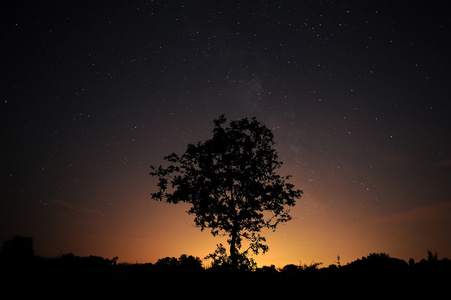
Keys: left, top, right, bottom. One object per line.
{"left": 1, "top": 235, "right": 450, "bottom": 297}
{"left": 1, "top": 235, "right": 450, "bottom": 273}
{"left": 0, "top": 235, "right": 118, "bottom": 268}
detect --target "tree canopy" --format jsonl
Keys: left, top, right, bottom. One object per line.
{"left": 150, "top": 115, "right": 302, "bottom": 269}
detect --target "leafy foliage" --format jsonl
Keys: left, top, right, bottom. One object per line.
{"left": 204, "top": 243, "right": 257, "bottom": 271}
{"left": 150, "top": 115, "right": 303, "bottom": 269}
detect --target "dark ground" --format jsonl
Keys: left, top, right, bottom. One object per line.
{"left": 2, "top": 259, "right": 449, "bottom": 298}
{"left": 1, "top": 238, "right": 449, "bottom": 298}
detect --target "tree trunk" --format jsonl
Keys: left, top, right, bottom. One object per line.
{"left": 230, "top": 225, "right": 238, "bottom": 270}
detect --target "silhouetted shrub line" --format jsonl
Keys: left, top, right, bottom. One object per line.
{"left": 1, "top": 236, "right": 450, "bottom": 294}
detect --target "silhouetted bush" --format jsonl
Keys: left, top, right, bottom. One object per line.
{"left": 281, "top": 264, "right": 299, "bottom": 273}
{"left": 156, "top": 254, "right": 203, "bottom": 271}
{"left": 205, "top": 243, "right": 257, "bottom": 271}
{"left": 156, "top": 256, "right": 179, "bottom": 268}
{"left": 280, "top": 261, "right": 323, "bottom": 274}
{"left": 258, "top": 265, "right": 278, "bottom": 273}
{"left": 0, "top": 235, "right": 35, "bottom": 266}
{"left": 411, "top": 250, "right": 451, "bottom": 288}
{"left": 342, "top": 252, "right": 408, "bottom": 274}
{"left": 178, "top": 254, "right": 203, "bottom": 270}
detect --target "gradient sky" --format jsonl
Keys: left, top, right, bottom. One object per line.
{"left": 2, "top": 1, "right": 450, "bottom": 267}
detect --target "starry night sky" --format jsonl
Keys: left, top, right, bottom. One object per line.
{"left": 1, "top": 1, "right": 450, "bottom": 266}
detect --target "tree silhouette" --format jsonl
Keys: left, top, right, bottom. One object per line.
{"left": 150, "top": 115, "right": 302, "bottom": 270}
{"left": 0, "top": 235, "right": 34, "bottom": 266}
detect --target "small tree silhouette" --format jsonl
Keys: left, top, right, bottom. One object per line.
{"left": 0, "top": 235, "right": 34, "bottom": 266}
{"left": 205, "top": 243, "right": 257, "bottom": 271}
{"left": 150, "top": 115, "right": 302, "bottom": 270}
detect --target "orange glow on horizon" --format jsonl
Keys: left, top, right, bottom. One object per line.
{"left": 25, "top": 158, "right": 451, "bottom": 268}
{"left": 32, "top": 182, "right": 451, "bottom": 268}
